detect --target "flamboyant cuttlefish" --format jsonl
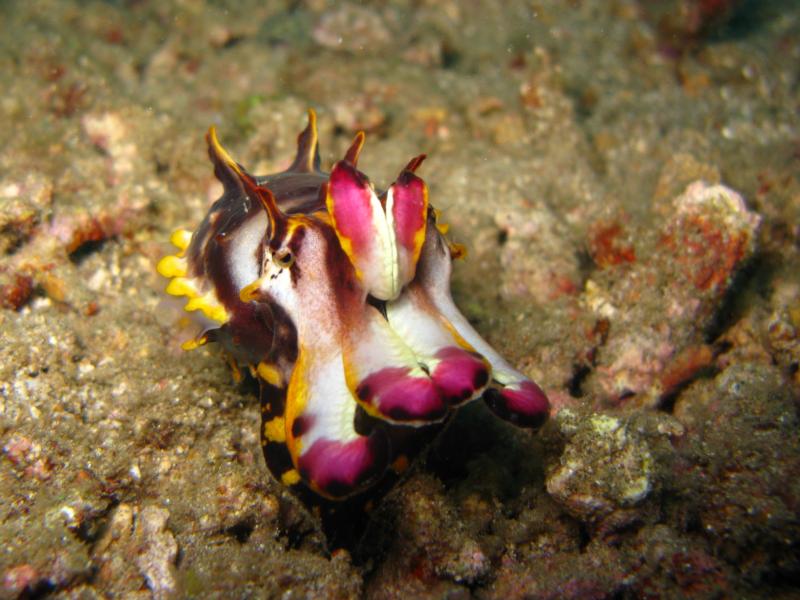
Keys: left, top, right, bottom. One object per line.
{"left": 158, "top": 110, "right": 549, "bottom": 530}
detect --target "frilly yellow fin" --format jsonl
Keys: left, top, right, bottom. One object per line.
{"left": 165, "top": 276, "right": 199, "bottom": 298}
{"left": 169, "top": 229, "right": 192, "bottom": 253}
{"left": 156, "top": 255, "right": 187, "bottom": 278}
{"left": 184, "top": 291, "right": 229, "bottom": 323}
{"left": 162, "top": 274, "right": 229, "bottom": 324}
{"left": 181, "top": 334, "right": 208, "bottom": 351}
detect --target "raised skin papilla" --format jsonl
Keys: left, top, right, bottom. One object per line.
{"left": 157, "top": 110, "right": 551, "bottom": 539}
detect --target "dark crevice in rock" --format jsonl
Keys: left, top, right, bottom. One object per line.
{"left": 577, "top": 521, "right": 592, "bottom": 553}
{"left": 567, "top": 363, "right": 592, "bottom": 398}
{"left": 223, "top": 517, "right": 255, "bottom": 544}
{"left": 81, "top": 499, "right": 122, "bottom": 550}
{"left": 575, "top": 247, "right": 596, "bottom": 289}
{"left": 68, "top": 239, "right": 108, "bottom": 264}
{"left": 440, "top": 40, "right": 461, "bottom": 70}
{"left": 704, "top": 252, "right": 770, "bottom": 344}
{"left": 658, "top": 364, "right": 720, "bottom": 414}
{"left": 18, "top": 579, "right": 56, "bottom": 600}
{"left": 278, "top": 500, "right": 322, "bottom": 553}
{"left": 496, "top": 228, "right": 508, "bottom": 246}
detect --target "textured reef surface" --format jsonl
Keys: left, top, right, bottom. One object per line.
{"left": 1, "top": 0, "right": 798, "bottom": 598}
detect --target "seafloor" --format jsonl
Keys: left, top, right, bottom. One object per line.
{"left": 1, "top": 0, "right": 798, "bottom": 598}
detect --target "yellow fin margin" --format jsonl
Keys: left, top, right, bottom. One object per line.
{"left": 162, "top": 273, "right": 229, "bottom": 325}
{"left": 170, "top": 229, "right": 193, "bottom": 252}
{"left": 184, "top": 292, "right": 229, "bottom": 323}
{"left": 281, "top": 469, "right": 301, "bottom": 486}
{"left": 156, "top": 255, "right": 187, "bottom": 278}
{"left": 165, "top": 276, "right": 199, "bottom": 298}
{"left": 181, "top": 335, "right": 208, "bottom": 351}
{"left": 263, "top": 417, "right": 286, "bottom": 443}
{"left": 257, "top": 362, "right": 283, "bottom": 388}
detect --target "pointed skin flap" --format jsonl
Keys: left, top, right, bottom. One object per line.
{"left": 344, "top": 131, "right": 366, "bottom": 165}
{"left": 387, "top": 169, "right": 428, "bottom": 291}
{"left": 206, "top": 126, "right": 247, "bottom": 195}
{"left": 326, "top": 160, "right": 398, "bottom": 300}
{"left": 287, "top": 109, "right": 321, "bottom": 173}
{"left": 326, "top": 161, "right": 429, "bottom": 301}
{"left": 206, "top": 126, "right": 288, "bottom": 242}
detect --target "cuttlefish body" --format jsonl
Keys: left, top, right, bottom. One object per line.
{"left": 158, "top": 110, "right": 549, "bottom": 513}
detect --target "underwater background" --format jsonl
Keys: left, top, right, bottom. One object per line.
{"left": 0, "top": 0, "right": 798, "bottom": 597}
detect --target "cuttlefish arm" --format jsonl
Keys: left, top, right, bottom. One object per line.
{"left": 240, "top": 177, "right": 394, "bottom": 500}
{"left": 327, "top": 156, "right": 491, "bottom": 418}
{"left": 342, "top": 304, "right": 448, "bottom": 425}
{"left": 388, "top": 219, "right": 550, "bottom": 428}
{"left": 284, "top": 342, "right": 390, "bottom": 499}
{"left": 385, "top": 285, "right": 491, "bottom": 407}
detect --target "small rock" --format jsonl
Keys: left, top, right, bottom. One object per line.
{"left": 93, "top": 504, "right": 178, "bottom": 599}
{"left": 135, "top": 506, "right": 178, "bottom": 600}
{"left": 82, "top": 112, "right": 139, "bottom": 180}
{"left": 3, "top": 564, "right": 39, "bottom": 596}
{"left": 365, "top": 476, "right": 489, "bottom": 596}
{"left": 546, "top": 410, "right": 675, "bottom": 522}
{"left": 585, "top": 181, "right": 761, "bottom": 406}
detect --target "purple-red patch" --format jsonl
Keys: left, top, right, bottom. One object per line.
{"left": 484, "top": 380, "right": 550, "bottom": 428}
{"left": 328, "top": 161, "right": 375, "bottom": 257}
{"left": 430, "top": 347, "right": 489, "bottom": 405}
{"left": 390, "top": 171, "right": 426, "bottom": 253}
{"left": 298, "top": 433, "right": 388, "bottom": 498}
{"left": 356, "top": 367, "right": 446, "bottom": 422}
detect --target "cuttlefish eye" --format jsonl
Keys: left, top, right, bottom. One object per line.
{"left": 268, "top": 223, "right": 305, "bottom": 271}
{"left": 274, "top": 248, "right": 294, "bottom": 269}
